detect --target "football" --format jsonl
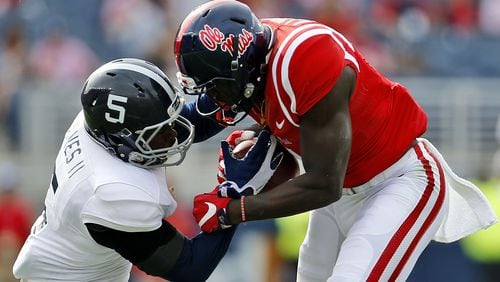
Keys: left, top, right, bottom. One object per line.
{"left": 232, "top": 138, "right": 300, "bottom": 193}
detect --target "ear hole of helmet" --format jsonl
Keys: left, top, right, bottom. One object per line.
{"left": 120, "top": 128, "right": 132, "bottom": 137}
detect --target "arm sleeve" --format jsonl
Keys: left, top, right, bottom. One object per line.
{"left": 86, "top": 219, "right": 181, "bottom": 265}
{"left": 178, "top": 94, "right": 227, "bottom": 143}
{"left": 86, "top": 221, "right": 238, "bottom": 281}
{"left": 164, "top": 225, "right": 238, "bottom": 282}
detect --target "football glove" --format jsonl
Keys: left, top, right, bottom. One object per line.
{"left": 193, "top": 189, "right": 232, "bottom": 233}
{"left": 218, "top": 129, "right": 283, "bottom": 198}
{"left": 217, "top": 130, "right": 257, "bottom": 184}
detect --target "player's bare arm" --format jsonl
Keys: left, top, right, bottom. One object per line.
{"left": 226, "top": 66, "right": 356, "bottom": 223}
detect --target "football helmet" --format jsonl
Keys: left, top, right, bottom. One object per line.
{"left": 81, "top": 58, "right": 194, "bottom": 168}
{"left": 174, "top": 0, "right": 271, "bottom": 125}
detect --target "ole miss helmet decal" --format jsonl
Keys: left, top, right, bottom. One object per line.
{"left": 199, "top": 24, "right": 254, "bottom": 58}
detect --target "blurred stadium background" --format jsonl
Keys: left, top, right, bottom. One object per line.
{"left": 0, "top": 0, "right": 499, "bottom": 282}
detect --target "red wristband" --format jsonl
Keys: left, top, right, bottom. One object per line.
{"left": 240, "top": 196, "right": 246, "bottom": 222}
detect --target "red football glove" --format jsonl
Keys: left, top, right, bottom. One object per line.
{"left": 217, "top": 130, "right": 257, "bottom": 184}
{"left": 193, "top": 188, "right": 233, "bottom": 233}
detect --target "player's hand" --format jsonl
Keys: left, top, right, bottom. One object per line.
{"left": 218, "top": 129, "right": 283, "bottom": 198}
{"left": 217, "top": 130, "right": 257, "bottom": 183}
{"left": 193, "top": 189, "right": 232, "bottom": 233}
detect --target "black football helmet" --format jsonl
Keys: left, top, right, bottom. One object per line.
{"left": 81, "top": 58, "right": 194, "bottom": 168}
{"left": 174, "top": 0, "right": 271, "bottom": 125}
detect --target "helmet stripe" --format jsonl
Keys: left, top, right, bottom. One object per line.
{"left": 96, "top": 60, "right": 176, "bottom": 99}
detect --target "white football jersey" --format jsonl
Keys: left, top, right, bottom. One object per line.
{"left": 13, "top": 112, "right": 177, "bottom": 281}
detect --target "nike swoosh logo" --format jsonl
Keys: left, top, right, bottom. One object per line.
{"left": 199, "top": 202, "right": 217, "bottom": 227}
{"left": 276, "top": 119, "right": 285, "bottom": 129}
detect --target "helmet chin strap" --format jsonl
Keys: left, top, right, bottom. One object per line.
{"left": 230, "top": 34, "right": 240, "bottom": 72}
{"left": 233, "top": 81, "right": 264, "bottom": 115}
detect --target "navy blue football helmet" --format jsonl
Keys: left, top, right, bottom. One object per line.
{"left": 81, "top": 58, "right": 194, "bottom": 167}
{"left": 174, "top": 0, "right": 271, "bottom": 125}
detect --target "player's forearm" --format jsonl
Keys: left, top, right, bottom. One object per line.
{"left": 181, "top": 93, "right": 240, "bottom": 143}
{"left": 87, "top": 220, "right": 236, "bottom": 281}
{"left": 164, "top": 226, "right": 237, "bottom": 281}
{"left": 227, "top": 173, "right": 342, "bottom": 223}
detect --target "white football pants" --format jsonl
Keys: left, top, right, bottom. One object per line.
{"left": 297, "top": 141, "right": 449, "bottom": 282}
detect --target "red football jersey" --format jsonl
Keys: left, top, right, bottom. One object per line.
{"left": 249, "top": 18, "right": 427, "bottom": 187}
